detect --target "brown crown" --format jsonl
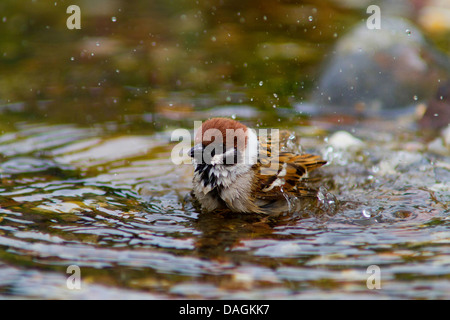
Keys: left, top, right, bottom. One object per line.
{"left": 195, "top": 118, "right": 248, "bottom": 150}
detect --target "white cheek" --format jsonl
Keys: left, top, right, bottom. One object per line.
{"left": 244, "top": 128, "right": 258, "bottom": 165}
{"left": 210, "top": 154, "right": 223, "bottom": 165}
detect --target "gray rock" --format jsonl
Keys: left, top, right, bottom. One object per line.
{"left": 312, "top": 17, "right": 450, "bottom": 113}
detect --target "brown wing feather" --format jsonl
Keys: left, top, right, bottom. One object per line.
{"left": 256, "top": 130, "right": 326, "bottom": 200}
{"left": 257, "top": 153, "right": 325, "bottom": 192}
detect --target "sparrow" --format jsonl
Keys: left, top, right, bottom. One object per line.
{"left": 189, "top": 118, "right": 327, "bottom": 215}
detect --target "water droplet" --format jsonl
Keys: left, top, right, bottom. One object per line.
{"left": 70, "top": 57, "right": 75, "bottom": 61}
{"left": 413, "top": 95, "right": 418, "bottom": 101}
{"left": 308, "top": 16, "right": 313, "bottom": 22}
{"left": 259, "top": 81, "right": 263, "bottom": 86}
{"left": 115, "top": 69, "right": 120, "bottom": 73}
{"left": 111, "top": 16, "right": 117, "bottom": 22}
{"left": 405, "top": 29, "right": 411, "bottom": 35}
{"left": 211, "top": 36, "right": 216, "bottom": 42}
{"left": 231, "top": 114, "right": 236, "bottom": 119}
{"left": 362, "top": 209, "right": 371, "bottom": 218}
{"left": 440, "top": 96, "right": 443, "bottom": 100}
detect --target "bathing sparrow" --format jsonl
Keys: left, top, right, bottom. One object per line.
{"left": 189, "top": 118, "right": 326, "bottom": 215}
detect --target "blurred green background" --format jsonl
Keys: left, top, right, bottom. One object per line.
{"left": 0, "top": 0, "right": 375, "bottom": 127}
{"left": 1, "top": 0, "right": 449, "bottom": 126}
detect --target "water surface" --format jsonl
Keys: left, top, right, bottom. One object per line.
{"left": 0, "top": 0, "right": 449, "bottom": 299}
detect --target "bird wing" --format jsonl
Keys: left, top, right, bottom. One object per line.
{"left": 255, "top": 130, "right": 326, "bottom": 200}
{"left": 256, "top": 153, "right": 326, "bottom": 195}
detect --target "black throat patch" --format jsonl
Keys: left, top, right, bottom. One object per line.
{"left": 195, "top": 163, "right": 219, "bottom": 190}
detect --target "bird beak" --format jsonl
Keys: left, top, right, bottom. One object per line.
{"left": 189, "top": 144, "right": 203, "bottom": 158}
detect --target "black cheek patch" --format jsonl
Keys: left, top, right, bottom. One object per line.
{"left": 223, "top": 148, "right": 240, "bottom": 166}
